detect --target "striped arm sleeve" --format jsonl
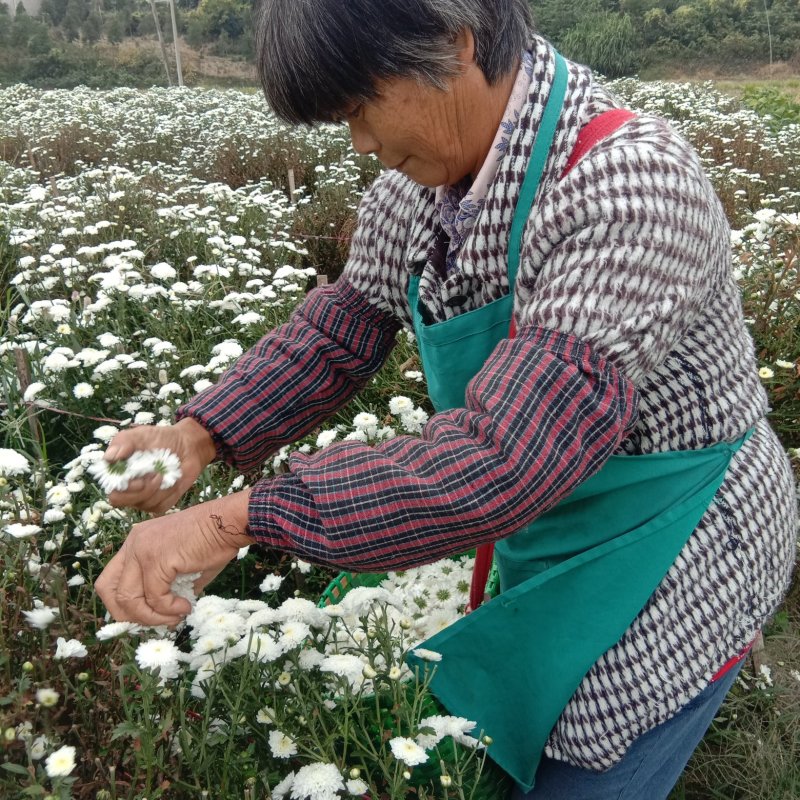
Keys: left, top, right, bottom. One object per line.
{"left": 248, "top": 325, "right": 639, "bottom": 571}
{"left": 175, "top": 279, "right": 401, "bottom": 472}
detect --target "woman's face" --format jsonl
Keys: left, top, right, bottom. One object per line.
{"left": 345, "top": 74, "right": 475, "bottom": 188}
{"left": 344, "top": 31, "right": 514, "bottom": 188}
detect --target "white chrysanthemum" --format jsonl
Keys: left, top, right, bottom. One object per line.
{"left": 389, "top": 736, "right": 428, "bottom": 766}
{"left": 97, "top": 332, "right": 121, "bottom": 348}
{"left": 315, "top": 429, "right": 338, "bottom": 449}
{"left": 135, "top": 638, "right": 182, "bottom": 681}
{"left": 243, "top": 607, "right": 281, "bottom": 630}
{"left": 54, "top": 637, "right": 88, "bottom": 660}
{"left": 319, "top": 654, "right": 366, "bottom": 687}
{"left": 126, "top": 449, "right": 182, "bottom": 489}
{"left": 268, "top": 729, "right": 298, "bottom": 759}
{"left": 278, "top": 620, "right": 311, "bottom": 650}
{"left": 411, "top": 648, "right": 442, "bottom": 662}
{"left": 23, "top": 381, "right": 47, "bottom": 401}
{"left": 338, "top": 586, "right": 400, "bottom": 616}
{"left": 231, "top": 632, "right": 283, "bottom": 663}
{"left": 256, "top": 705, "right": 277, "bottom": 724}
{"left": 23, "top": 605, "right": 58, "bottom": 630}
{"left": 133, "top": 411, "right": 156, "bottom": 425}
{"left": 157, "top": 382, "right": 184, "bottom": 399}
{"left": 171, "top": 572, "right": 201, "bottom": 605}
{"left": 758, "top": 366, "right": 775, "bottom": 380}
{"left": 352, "top": 412, "right": 379, "bottom": 436}
{"left": 150, "top": 262, "right": 177, "bottom": 281}
{"left": 44, "top": 504, "right": 66, "bottom": 522}
{"left": 295, "top": 559, "right": 313, "bottom": 574}
{"left": 346, "top": 778, "right": 368, "bottom": 795}
{"left": 35, "top": 688, "right": 60, "bottom": 707}
{"left": 185, "top": 595, "right": 238, "bottom": 629}
{"left": 42, "top": 351, "right": 72, "bottom": 373}
{"left": 73, "top": 382, "right": 95, "bottom": 399}
{"left": 5, "top": 523, "right": 43, "bottom": 539}
{"left": 400, "top": 407, "right": 429, "bottom": 434}
{"left": 277, "top": 597, "right": 329, "bottom": 628}
{"left": 416, "top": 715, "right": 478, "bottom": 750}
{"left": 273, "top": 771, "right": 296, "bottom": 800}
{"left": 290, "top": 762, "right": 345, "bottom": 800}
{"left": 87, "top": 458, "right": 130, "bottom": 493}
{"left": 67, "top": 574, "right": 85, "bottom": 587}
{"left": 388, "top": 395, "right": 414, "bottom": 415}
{"left": 93, "top": 424, "right": 119, "bottom": 443}
{"left": 190, "top": 632, "right": 232, "bottom": 658}
{"left": 46, "top": 484, "right": 72, "bottom": 506}
{"left": 298, "top": 648, "right": 325, "bottom": 671}
{"left": 44, "top": 744, "right": 76, "bottom": 777}
{"left": 259, "top": 573, "right": 283, "bottom": 593}
{"left": 30, "top": 735, "right": 49, "bottom": 760}
{"left": 211, "top": 339, "right": 244, "bottom": 359}
{"left": 95, "top": 621, "right": 143, "bottom": 640}
{"left": 421, "top": 607, "right": 459, "bottom": 637}
{"left": 74, "top": 348, "right": 109, "bottom": 367}
{"left": 201, "top": 611, "right": 246, "bottom": 638}
{"left": 0, "top": 448, "right": 30, "bottom": 477}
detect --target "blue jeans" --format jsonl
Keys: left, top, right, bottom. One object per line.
{"left": 513, "top": 659, "right": 744, "bottom": 800}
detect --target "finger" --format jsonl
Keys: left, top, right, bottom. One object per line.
{"left": 105, "top": 425, "right": 168, "bottom": 462}
{"left": 114, "top": 556, "right": 188, "bottom": 626}
{"left": 108, "top": 474, "right": 167, "bottom": 510}
{"left": 105, "top": 429, "right": 147, "bottom": 462}
{"left": 142, "top": 562, "right": 193, "bottom": 619}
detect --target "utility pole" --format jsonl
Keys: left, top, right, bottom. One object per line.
{"left": 168, "top": 0, "right": 184, "bottom": 87}
{"left": 149, "top": 0, "right": 173, "bottom": 86}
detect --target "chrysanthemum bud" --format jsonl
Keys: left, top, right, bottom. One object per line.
{"left": 349, "top": 767, "right": 361, "bottom": 780}
{"left": 4, "top": 727, "right": 16, "bottom": 742}
{"left": 440, "top": 774, "right": 452, "bottom": 788}
{"left": 402, "top": 770, "right": 411, "bottom": 780}
{"left": 482, "top": 735, "right": 493, "bottom": 746}
{"left": 22, "top": 661, "right": 34, "bottom": 673}
{"left": 277, "top": 671, "right": 292, "bottom": 686}
{"left": 77, "top": 672, "right": 90, "bottom": 682}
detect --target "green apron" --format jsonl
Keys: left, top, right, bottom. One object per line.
{"left": 404, "top": 51, "right": 752, "bottom": 790}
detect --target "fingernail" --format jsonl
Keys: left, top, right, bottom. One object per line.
{"left": 105, "top": 446, "right": 118, "bottom": 461}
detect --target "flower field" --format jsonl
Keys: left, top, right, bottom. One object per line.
{"left": 0, "top": 80, "right": 798, "bottom": 799}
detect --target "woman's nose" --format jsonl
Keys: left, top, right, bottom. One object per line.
{"left": 347, "top": 119, "right": 379, "bottom": 157}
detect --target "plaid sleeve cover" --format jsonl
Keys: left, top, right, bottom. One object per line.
{"left": 243, "top": 314, "right": 639, "bottom": 571}
{"left": 175, "top": 280, "right": 402, "bottom": 472}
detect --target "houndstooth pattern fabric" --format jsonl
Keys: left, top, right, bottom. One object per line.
{"left": 341, "top": 35, "right": 797, "bottom": 770}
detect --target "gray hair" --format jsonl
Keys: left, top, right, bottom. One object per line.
{"left": 253, "top": 0, "right": 533, "bottom": 125}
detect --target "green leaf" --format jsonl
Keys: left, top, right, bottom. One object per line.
{"left": 1, "top": 761, "right": 32, "bottom": 776}
{"left": 110, "top": 720, "right": 142, "bottom": 742}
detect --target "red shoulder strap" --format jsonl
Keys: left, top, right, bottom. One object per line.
{"left": 469, "top": 108, "right": 636, "bottom": 612}
{"left": 561, "top": 108, "right": 636, "bottom": 178}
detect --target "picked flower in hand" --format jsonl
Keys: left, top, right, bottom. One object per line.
{"left": 89, "top": 448, "right": 182, "bottom": 493}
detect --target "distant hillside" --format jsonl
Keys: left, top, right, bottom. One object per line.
{"left": 1, "top": 0, "right": 799, "bottom": 89}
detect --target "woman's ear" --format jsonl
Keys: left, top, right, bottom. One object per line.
{"left": 453, "top": 28, "right": 477, "bottom": 69}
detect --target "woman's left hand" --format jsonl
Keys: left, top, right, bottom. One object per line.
{"left": 95, "top": 490, "right": 255, "bottom": 627}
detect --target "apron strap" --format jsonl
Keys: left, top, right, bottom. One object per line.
{"left": 470, "top": 105, "right": 637, "bottom": 611}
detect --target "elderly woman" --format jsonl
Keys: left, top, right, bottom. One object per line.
{"left": 95, "top": 0, "right": 797, "bottom": 797}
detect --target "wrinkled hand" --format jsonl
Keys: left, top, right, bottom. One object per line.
{"left": 95, "top": 490, "right": 254, "bottom": 627}
{"left": 105, "top": 417, "right": 217, "bottom": 513}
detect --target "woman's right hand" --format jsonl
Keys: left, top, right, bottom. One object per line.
{"left": 104, "top": 417, "right": 218, "bottom": 513}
